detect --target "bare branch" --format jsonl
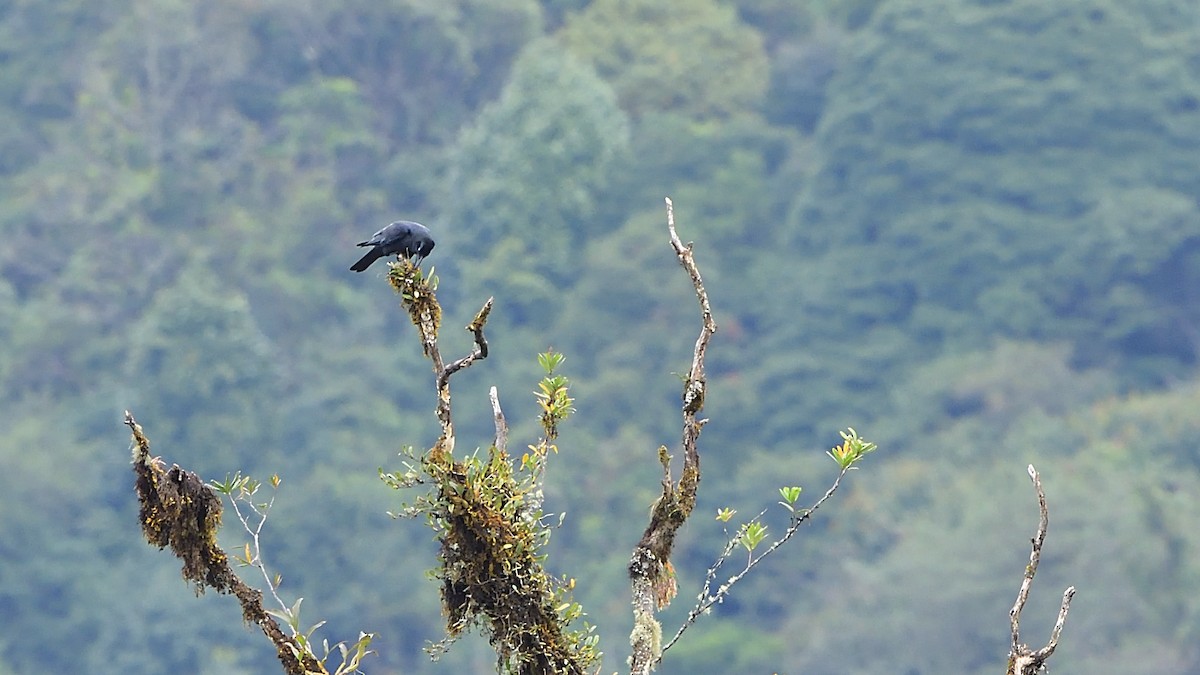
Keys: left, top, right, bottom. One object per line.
{"left": 441, "top": 296, "right": 494, "bottom": 388}
{"left": 490, "top": 385, "right": 508, "bottom": 454}
{"left": 225, "top": 480, "right": 290, "bottom": 613}
{"left": 629, "top": 198, "right": 717, "bottom": 674}
{"left": 1030, "top": 586, "right": 1077, "bottom": 662}
{"left": 666, "top": 198, "right": 717, "bottom": 341}
{"left": 1007, "top": 465, "right": 1076, "bottom": 675}
{"left": 1010, "top": 465, "right": 1048, "bottom": 651}
{"left": 388, "top": 265, "right": 492, "bottom": 459}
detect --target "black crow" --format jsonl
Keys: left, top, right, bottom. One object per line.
{"left": 350, "top": 220, "right": 435, "bottom": 272}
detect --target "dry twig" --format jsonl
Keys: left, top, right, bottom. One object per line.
{"left": 1008, "top": 464, "right": 1076, "bottom": 675}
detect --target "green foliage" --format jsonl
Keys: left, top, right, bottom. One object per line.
{"left": 382, "top": 348, "right": 598, "bottom": 672}
{"left": 560, "top": 0, "right": 770, "bottom": 120}
{"left": 533, "top": 350, "right": 575, "bottom": 446}
{"left": 777, "top": 486, "right": 802, "bottom": 506}
{"left": 254, "top": 0, "right": 544, "bottom": 145}
{"left": 275, "top": 77, "right": 376, "bottom": 170}
{"left": 539, "top": 0, "right": 591, "bottom": 27}
{"left": 878, "top": 341, "right": 1117, "bottom": 456}
{"left": 738, "top": 521, "right": 768, "bottom": 552}
{"left": 786, "top": 385, "right": 1200, "bottom": 675}
{"left": 664, "top": 622, "right": 786, "bottom": 674}
{"left": 826, "top": 427, "right": 876, "bottom": 470}
{"left": 443, "top": 37, "right": 630, "bottom": 325}
{"left": 259, "top": 597, "right": 375, "bottom": 675}
{"left": 746, "top": 0, "right": 1200, "bottom": 443}
{"left": 125, "top": 272, "right": 282, "bottom": 472}
{"left": 789, "top": 0, "right": 1200, "bottom": 370}
{"left": 619, "top": 113, "right": 803, "bottom": 263}
{"left": 3, "top": 0, "right": 1200, "bottom": 672}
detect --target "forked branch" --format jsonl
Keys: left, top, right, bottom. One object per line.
{"left": 1007, "top": 465, "right": 1076, "bottom": 675}
{"left": 386, "top": 262, "right": 593, "bottom": 674}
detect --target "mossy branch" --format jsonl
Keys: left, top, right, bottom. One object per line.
{"left": 125, "top": 411, "right": 327, "bottom": 675}
{"left": 383, "top": 261, "right": 597, "bottom": 674}
{"left": 628, "top": 198, "right": 716, "bottom": 674}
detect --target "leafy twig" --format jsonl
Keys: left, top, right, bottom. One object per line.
{"left": 662, "top": 429, "right": 876, "bottom": 656}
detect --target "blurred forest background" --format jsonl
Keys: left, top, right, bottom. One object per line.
{"left": 2, "top": 0, "right": 1200, "bottom": 673}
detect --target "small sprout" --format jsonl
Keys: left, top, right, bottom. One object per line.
{"left": 739, "top": 521, "right": 768, "bottom": 552}
{"left": 827, "top": 427, "right": 878, "bottom": 470}
{"left": 331, "top": 632, "right": 375, "bottom": 675}
{"left": 521, "top": 448, "right": 541, "bottom": 471}
{"left": 266, "top": 596, "right": 304, "bottom": 631}
{"left": 534, "top": 350, "right": 575, "bottom": 438}
{"left": 715, "top": 507, "right": 737, "bottom": 522}
{"left": 778, "top": 486, "right": 803, "bottom": 512}
{"left": 538, "top": 349, "right": 565, "bottom": 373}
{"left": 210, "top": 472, "right": 250, "bottom": 495}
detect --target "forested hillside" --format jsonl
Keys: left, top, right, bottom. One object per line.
{"left": 2, "top": 0, "right": 1199, "bottom": 673}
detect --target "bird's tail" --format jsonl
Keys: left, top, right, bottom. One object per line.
{"left": 350, "top": 249, "right": 383, "bottom": 272}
